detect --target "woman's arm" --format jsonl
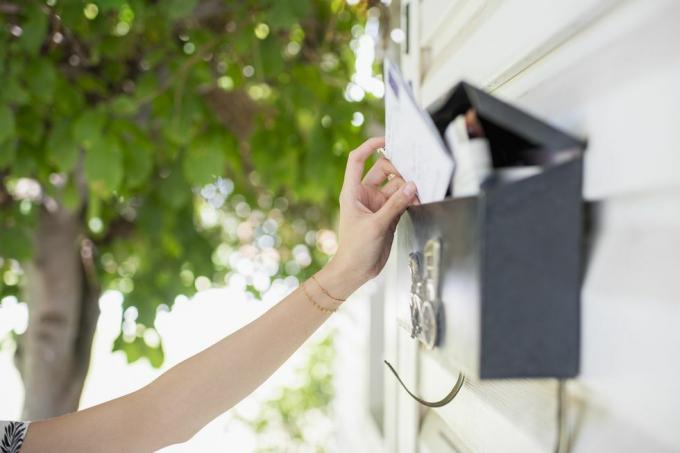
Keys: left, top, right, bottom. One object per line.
{"left": 22, "top": 137, "right": 417, "bottom": 452}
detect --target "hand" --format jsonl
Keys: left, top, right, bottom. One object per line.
{"left": 324, "top": 137, "right": 418, "bottom": 294}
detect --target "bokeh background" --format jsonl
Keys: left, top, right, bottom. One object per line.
{"left": 0, "top": 0, "right": 401, "bottom": 450}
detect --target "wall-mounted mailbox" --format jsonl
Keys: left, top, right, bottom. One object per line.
{"left": 398, "top": 82, "right": 585, "bottom": 379}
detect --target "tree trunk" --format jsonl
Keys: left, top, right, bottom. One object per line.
{"left": 14, "top": 205, "right": 100, "bottom": 420}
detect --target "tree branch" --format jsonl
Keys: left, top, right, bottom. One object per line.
{"left": 0, "top": 2, "right": 20, "bottom": 14}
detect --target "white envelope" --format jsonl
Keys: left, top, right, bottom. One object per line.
{"left": 384, "top": 59, "right": 454, "bottom": 204}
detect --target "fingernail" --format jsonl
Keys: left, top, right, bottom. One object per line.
{"left": 401, "top": 181, "right": 416, "bottom": 197}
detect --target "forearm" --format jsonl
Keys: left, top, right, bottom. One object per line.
{"left": 143, "top": 261, "right": 361, "bottom": 448}
{"left": 145, "top": 269, "right": 353, "bottom": 442}
{"left": 23, "top": 262, "right": 362, "bottom": 452}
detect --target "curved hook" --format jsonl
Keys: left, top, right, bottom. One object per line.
{"left": 384, "top": 360, "right": 465, "bottom": 408}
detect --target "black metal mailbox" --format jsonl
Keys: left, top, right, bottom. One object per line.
{"left": 397, "top": 82, "right": 585, "bottom": 379}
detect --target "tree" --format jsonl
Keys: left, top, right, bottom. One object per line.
{"left": 0, "top": 0, "right": 383, "bottom": 419}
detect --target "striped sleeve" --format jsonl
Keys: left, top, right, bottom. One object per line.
{"left": 0, "top": 421, "right": 29, "bottom": 453}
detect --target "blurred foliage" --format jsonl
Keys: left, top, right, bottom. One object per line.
{"left": 235, "top": 334, "right": 336, "bottom": 452}
{"left": 0, "top": 0, "right": 383, "bottom": 365}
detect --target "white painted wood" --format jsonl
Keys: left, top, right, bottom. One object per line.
{"left": 574, "top": 188, "right": 680, "bottom": 450}
{"left": 419, "top": 0, "right": 621, "bottom": 102}
{"left": 495, "top": 0, "right": 680, "bottom": 199}
{"left": 333, "top": 286, "right": 385, "bottom": 453}
{"left": 397, "top": 327, "right": 420, "bottom": 452}
{"left": 418, "top": 0, "right": 463, "bottom": 47}
{"left": 418, "top": 352, "right": 558, "bottom": 453}
{"left": 401, "top": 0, "right": 423, "bottom": 95}
{"left": 383, "top": 243, "right": 401, "bottom": 453}
{"left": 419, "top": 410, "right": 471, "bottom": 453}
{"left": 391, "top": 227, "right": 421, "bottom": 452}
{"left": 382, "top": 1, "right": 680, "bottom": 452}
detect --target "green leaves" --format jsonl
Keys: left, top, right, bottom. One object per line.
{"left": 2, "top": 78, "right": 30, "bottom": 106}
{"left": 166, "top": 0, "right": 197, "bottom": 21}
{"left": 84, "top": 134, "right": 123, "bottom": 197}
{"left": 73, "top": 110, "right": 106, "bottom": 149}
{"left": 20, "top": 4, "right": 48, "bottom": 54}
{"left": 24, "top": 59, "right": 56, "bottom": 104}
{"left": 113, "top": 333, "right": 165, "bottom": 368}
{"left": 269, "top": 0, "right": 312, "bottom": 30}
{"left": 259, "top": 36, "right": 285, "bottom": 77}
{"left": 54, "top": 77, "right": 85, "bottom": 115}
{"left": 236, "top": 334, "right": 335, "bottom": 448}
{"left": 97, "top": 0, "right": 127, "bottom": 12}
{"left": 158, "top": 166, "right": 190, "bottom": 209}
{"left": 0, "top": 141, "right": 16, "bottom": 169}
{"left": 0, "top": 203, "right": 37, "bottom": 262}
{"left": 0, "top": 0, "right": 376, "bottom": 371}
{"left": 0, "top": 224, "right": 33, "bottom": 262}
{"left": 0, "top": 104, "right": 15, "bottom": 144}
{"left": 123, "top": 139, "right": 153, "bottom": 189}
{"left": 182, "top": 137, "right": 226, "bottom": 186}
{"left": 46, "top": 120, "right": 78, "bottom": 172}
{"left": 110, "top": 96, "right": 138, "bottom": 116}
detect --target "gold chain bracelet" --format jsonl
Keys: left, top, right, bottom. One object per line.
{"left": 301, "top": 280, "right": 337, "bottom": 314}
{"left": 310, "top": 275, "right": 345, "bottom": 303}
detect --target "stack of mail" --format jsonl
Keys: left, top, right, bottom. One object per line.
{"left": 384, "top": 59, "right": 454, "bottom": 204}
{"left": 384, "top": 59, "right": 493, "bottom": 203}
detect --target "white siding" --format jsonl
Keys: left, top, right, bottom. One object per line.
{"left": 336, "top": 1, "right": 680, "bottom": 451}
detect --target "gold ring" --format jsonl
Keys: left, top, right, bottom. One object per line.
{"left": 387, "top": 173, "right": 396, "bottom": 181}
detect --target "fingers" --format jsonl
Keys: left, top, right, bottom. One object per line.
{"left": 381, "top": 177, "right": 419, "bottom": 206}
{"left": 362, "top": 156, "right": 400, "bottom": 187}
{"left": 380, "top": 174, "right": 405, "bottom": 197}
{"left": 375, "top": 181, "right": 417, "bottom": 230}
{"left": 343, "top": 137, "right": 385, "bottom": 187}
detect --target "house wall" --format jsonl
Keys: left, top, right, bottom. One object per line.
{"left": 335, "top": 1, "right": 680, "bottom": 452}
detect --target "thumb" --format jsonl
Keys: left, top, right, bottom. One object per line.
{"left": 375, "top": 181, "right": 417, "bottom": 229}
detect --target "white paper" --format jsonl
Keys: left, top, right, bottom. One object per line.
{"left": 444, "top": 115, "right": 492, "bottom": 197}
{"left": 384, "top": 59, "right": 454, "bottom": 204}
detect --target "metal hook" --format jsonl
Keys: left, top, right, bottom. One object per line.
{"left": 384, "top": 360, "right": 465, "bottom": 408}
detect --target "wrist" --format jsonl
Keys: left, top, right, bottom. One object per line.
{"left": 315, "top": 258, "right": 365, "bottom": 302}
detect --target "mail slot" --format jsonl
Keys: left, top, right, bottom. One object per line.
{"left": 397, "top": 82, "right": 585, "bottom": 379}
